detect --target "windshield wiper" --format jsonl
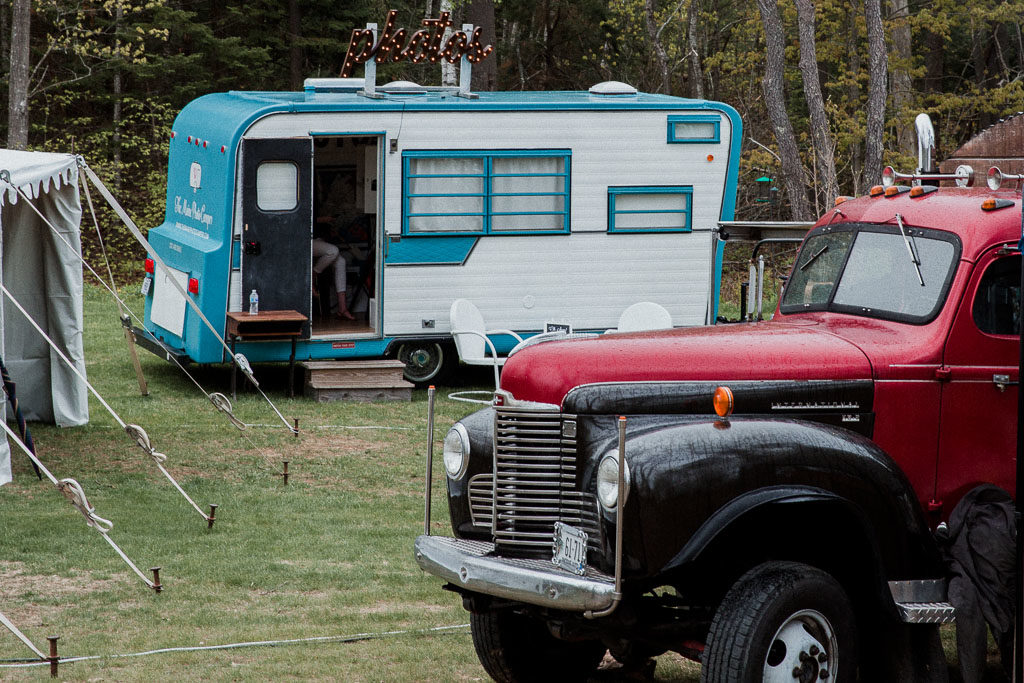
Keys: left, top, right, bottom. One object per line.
{"left": 799, "top": 245, "right": 829, "bottom": 271}
{"left": 894, "top": 213, "right": 925, "bottom": 286}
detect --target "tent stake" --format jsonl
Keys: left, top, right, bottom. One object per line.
{"left": 282, "top": 461, "right": 290, "bottom": 485}
{"left": 207, "top": 504, "right": 218, "bottom": 529}
{"left": 47, "top": 636, "right": 59, "bottom": 678}
{"left": 150, "top": 567, "right": 162, "bottom": 592}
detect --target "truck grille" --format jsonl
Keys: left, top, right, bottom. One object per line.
{"left": 491, "top": 407, "right": 601, "bottom": 557}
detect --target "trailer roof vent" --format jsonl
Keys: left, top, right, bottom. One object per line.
{"left": 380, "top": 80, "right": 427, "bottom": 95}
{"left": 303, "top": 78, "right": 365, "bottom": 96}
{"left": 589, "top": 81, "right": 638, "bottom": 96}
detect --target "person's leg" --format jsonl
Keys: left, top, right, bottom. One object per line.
{"left": 311, "top": 238, "right": 339, "bottom": 300}
{"left": 334, "top": 250, "right": 354, "bottom": 319}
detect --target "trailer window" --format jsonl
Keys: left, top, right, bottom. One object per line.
{"left": 667, "top": 114, "right": 721, "bottom": 144}
{"left": 403, "top": 151, "right": 570, "bottom": 235}
{"left": 256, "top": 161, "right": 299, "bottom": 211}
{"left": 608, "top": 186, "right": 692, "bottom": 232}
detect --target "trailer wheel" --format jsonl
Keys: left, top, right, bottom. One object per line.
{"left": 702, "top": 561, "right": 857, "bottom": 683}
{"left": 396, "top": 342, "right": 447, "bottom": 385}
{"left": 470, "top": 610, "right": 604, "bottom": 683}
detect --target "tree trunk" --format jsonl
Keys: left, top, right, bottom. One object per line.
{"left": 794, "top": 0, "right": 837, "bottom": 212}
{"left": 468, "top": 0, "right": 496, "bottom": 91}
{"left": 440, "top": 0, "right": 456, "bottom": 87}
{"left": 645, "top": 0, "right": 670, "bottom": 94}
{"left": 288, "top": 0, "right": 302, "bottom": 90}
{"left": 686, "top": 0, "right": 704, "bottom": 100}
{"left": 112, "top": 2, "right": 124, "bottom": 191}
{"left": 756, "top": 0, "right": 812, "bottom": 220}
{"left": 888, "top": 0, "right": 913, "bottom": 155}
{"left": 7, "top": 0, "right": 29, "bottom": 149}
{"left": 845, "top": 3, "right": 862, "bottom": 196}
{"left": 864, "top": 0, "right": 887, "bottom": 184}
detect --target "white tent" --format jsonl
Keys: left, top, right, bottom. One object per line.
{"left": 0, "top": 150, "right": 89, "bottom": 485}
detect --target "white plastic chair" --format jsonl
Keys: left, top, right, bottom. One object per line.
{"left": 449, "top": 299, "right": 524, "bottom": 398}
{"left": 613, "top": 302, "right": 673, "bottom": 333}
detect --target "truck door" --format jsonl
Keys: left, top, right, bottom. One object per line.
{"left": 935, "top": 246, "right": 1019, "bottom": 509}
{"left": 240, "top": 137, "right": 313, "bottom": 336}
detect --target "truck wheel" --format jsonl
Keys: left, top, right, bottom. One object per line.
{"left": 702, "top": 561, "right": 857, "bottom": 683}
{"left": 470, "top": 610, "right": 605, "bottom": 683}
{"left": 396, "top": 342, "right": 447, "bottom": 385}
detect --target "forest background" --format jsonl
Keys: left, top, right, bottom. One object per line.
{"left": 1, "top": 0, "right": 1023, "bottom": 277}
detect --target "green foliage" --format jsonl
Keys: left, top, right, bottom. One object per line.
{"left": 5, "top": 0, "right": 1023, "bottom": 244}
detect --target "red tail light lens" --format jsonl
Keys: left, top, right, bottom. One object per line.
{"left": 144, "top": 258, "right": 154, "bottom": 274}
{"left": 188, "top": 277, "right": 199, "bottom": 294}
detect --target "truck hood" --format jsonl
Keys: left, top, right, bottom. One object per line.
{"left": 500, "top": 321, "right": 873, "bottom": 407}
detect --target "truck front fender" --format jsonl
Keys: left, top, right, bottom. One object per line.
{"left": 599, "top": 416, "right": 942, "bottom": 586}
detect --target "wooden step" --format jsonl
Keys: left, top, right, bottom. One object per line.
{"left": 302, "top": 360, "right": 413, "bottom": 402}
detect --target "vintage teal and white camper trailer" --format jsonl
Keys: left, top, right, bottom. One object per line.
{"left": 137, "top": 78, "right": 742, "bottom": 383}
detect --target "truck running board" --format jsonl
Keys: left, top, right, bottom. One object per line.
{"left": 888, "top": 579, "right": 956, "bottom": 624}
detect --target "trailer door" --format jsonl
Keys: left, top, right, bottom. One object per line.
{"left": 240, "top": 137, "right": 313, "bottom": 335}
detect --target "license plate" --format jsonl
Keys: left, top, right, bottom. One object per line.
{"left": 140, "top": 276, "right": 152, "bottom": 296}
{"left": 552, "top": 521, "right": 588, "bottom": 575}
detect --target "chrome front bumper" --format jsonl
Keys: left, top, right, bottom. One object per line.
{"left": 414, "top": 535, "right": 616, "bottom": 613}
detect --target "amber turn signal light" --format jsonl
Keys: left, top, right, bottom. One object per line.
{"left": 713, "top": 386, "right": 734, "bottom": 418}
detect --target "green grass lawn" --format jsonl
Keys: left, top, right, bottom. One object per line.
{"left": 0, "top": 285, "right": 704, "bottom": 681}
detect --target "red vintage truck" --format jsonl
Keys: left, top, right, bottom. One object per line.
{"left": 415, "top": 153, "right": 1021, "bottom": 680}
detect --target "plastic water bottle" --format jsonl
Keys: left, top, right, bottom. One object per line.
{"left": 249, "top": 289, "right": 259, "bottom": 315}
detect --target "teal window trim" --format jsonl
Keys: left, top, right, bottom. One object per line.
{"left": 667, "top": 114, "right": 721, "bottom": 144}
{"left": 402, "top": 150, "right": 571, "bottom": 236}
{"left": 608, "top": 185, "right": 693, "bottom": 233}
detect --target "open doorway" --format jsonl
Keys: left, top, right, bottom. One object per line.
{"left": 311, "top": 135, "right": 380, "bottom": 337}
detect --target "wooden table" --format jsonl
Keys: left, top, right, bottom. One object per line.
{"left": 225, "top": 310, "right": 307, "bottom": 398}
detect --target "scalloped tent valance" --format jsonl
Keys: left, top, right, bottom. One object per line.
{"left": 0, "top": 149, "right": 78, "bottom": 207}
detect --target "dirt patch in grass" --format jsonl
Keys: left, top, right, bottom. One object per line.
{"left": 0, "top": 562, "right": 118, "bottom": 598}
{"left": 0, "top": 562, "right": 120, "bottom": 628}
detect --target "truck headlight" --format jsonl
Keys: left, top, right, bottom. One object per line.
{"left": 443, "top": 423, "right": 471, "bottom": 480}
{"left": 597, "top": 453, "right": 630, "bottom": 511}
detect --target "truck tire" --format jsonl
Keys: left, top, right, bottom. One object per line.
{"left": 470, "top": 610, "right": 604, "bottom": 683}
{"left": 702, "top": 561, "right": 857, "bottom": 683}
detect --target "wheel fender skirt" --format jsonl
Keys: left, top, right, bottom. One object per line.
{"left": 662, "top": 485, "right": 844, "bottom": 571}
{"left": 612, "top": 417, "right": 942, "bottom": 580}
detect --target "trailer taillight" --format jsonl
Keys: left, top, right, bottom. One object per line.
{"left": 144, "top": 258, "right": 154, "bottom": 274}
{"left": 188, "top": 277, "right": 199, "bottom": 294}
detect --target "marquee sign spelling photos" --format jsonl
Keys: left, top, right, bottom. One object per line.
{"left": 341, "top": 10, "right": 493, "bottom": 78}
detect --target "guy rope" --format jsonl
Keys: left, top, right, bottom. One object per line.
{"left": 0, "top": 417, "right": 160, "bottom": 591}
{"left": 0, "top": 281, "right": 214, "bottom": 526}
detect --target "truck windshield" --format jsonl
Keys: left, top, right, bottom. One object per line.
{"left": 780, "top": 226, "right": 958, "bottom": 323}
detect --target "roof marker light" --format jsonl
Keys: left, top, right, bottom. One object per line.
{"left": 713, "top": 386, "right": 734, "bottom": 418}
{"left": 982, "top": 198, "right": 1015, "bottom": 211}
{"left": 885, "top": 185, "right": 911, "bottom": 197}
{"left": 834, "top": 196, "right": 852, "bottom": 206}
{"left": 909, "top": 185, "right": 938, "bottom": 197}
{"left": 869, "top": 185, "right": 885, "bottom": 197}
